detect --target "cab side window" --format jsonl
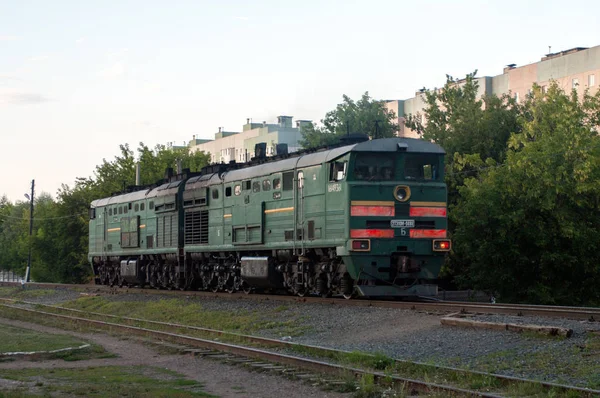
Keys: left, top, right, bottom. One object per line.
{"left": 330, "top": 161, "right": 347, "bottom": 181}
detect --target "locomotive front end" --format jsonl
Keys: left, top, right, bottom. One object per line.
{"left": 339, "top": 140, "right": 450, "bottom": 297}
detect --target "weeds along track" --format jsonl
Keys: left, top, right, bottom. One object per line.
{"left": 1, "top": 298, "right": 599, "bottom": 397}
{"left": 3, "top": 281, "right": 600, "bottom": 321}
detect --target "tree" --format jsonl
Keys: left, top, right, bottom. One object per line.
{"left": 299, "top": 92, "right": 398, "bottom": 148}
{"left": 0, "top": 197, "right": 28, "bottom": 274}
{"left": 404, "top": 73, "right": 522, "bottom": 284}
{"left": 452, "top": 83, "right": 600, "bottom": 305}
{"left": 406, "top": 71, "right": 520, "bottom": 166}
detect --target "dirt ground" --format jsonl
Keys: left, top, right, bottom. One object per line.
{"left": 0, "top": 317, "right": 350, "bottom": 398}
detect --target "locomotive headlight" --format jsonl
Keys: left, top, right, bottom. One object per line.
{"left": 350, "top": 239, "right": 370, "bottom": 251}
{"left": 394, "top": 185, "right": 411, "bottom": 202}
{"left": 433, "top": 239, "right": 452, "bottom": 252}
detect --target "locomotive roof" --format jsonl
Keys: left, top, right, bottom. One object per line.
{"left": 221, "top": 144, "right": 354, "bottom": 183}
{"left": 90, "top": 179, "right": 184, "bottom": 207}
{"left": 352, "top": 137, "right": 445, "bottom": 154}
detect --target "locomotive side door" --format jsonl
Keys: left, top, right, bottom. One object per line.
{"left": 294, "top": 170, "right": 305, "bottom": 254}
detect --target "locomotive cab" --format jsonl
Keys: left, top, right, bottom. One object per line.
{"left": 340, "top": 143, "right": 450, "bottom": 297}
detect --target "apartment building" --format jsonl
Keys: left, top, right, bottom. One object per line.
{"left": 188, "top": 116, "right": 311, "bottom": 164}
{"left": 386, "top": 45, "right": 600, "bottom": 138}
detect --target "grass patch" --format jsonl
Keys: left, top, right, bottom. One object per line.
{"left": 442, "top": 337, "right": 600, "bottom": 392}
{"left": 0, "top": 365, "right": 214, "bottom": 397}
{"left": 0, "top": 323, "right": 86, "bottom": 353}
{"left": 60, "top": 296, "right": 308, "bottom": 336}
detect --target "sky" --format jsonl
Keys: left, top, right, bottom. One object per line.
{"left": 1, "top": 0, "right": 599, "bottom": 203}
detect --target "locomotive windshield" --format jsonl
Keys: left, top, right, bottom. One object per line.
{"left": 352, "top": 153, "right": 395, "bottom": 180}
{"left": 403, "top": 153, "right": 442, "bottom": 181}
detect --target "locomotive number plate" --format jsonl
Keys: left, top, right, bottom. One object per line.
{"left": 390, "top": 219, "right": 414, "bottom": 228}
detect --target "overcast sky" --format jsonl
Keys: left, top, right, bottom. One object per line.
{"left": 1, "top": 0, "right": 599, "bottom": 202}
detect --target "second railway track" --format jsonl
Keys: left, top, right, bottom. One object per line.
{"left": 1, "top": 297, "right": 599, "bottom": 397}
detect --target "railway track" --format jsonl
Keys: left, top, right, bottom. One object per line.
{"left": 3, "top": 281, "right": 600, "bottom": 321}
{"left": 1, "top": 298, "right": 599, "bottom": 397}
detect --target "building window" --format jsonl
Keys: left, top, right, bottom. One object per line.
{"left": 572, "top": 78, "right": 579, "bottom": 90}
{"left": 589, "top": 74, "right": 596, "bottom": 87}
{"left": 514, "top": 92, "right": 519, "bottom": 103}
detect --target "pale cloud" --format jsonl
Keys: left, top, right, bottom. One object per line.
{"left": 99, "top": 62, "right": 126, "bottom": 79}
{"left": 233, "top": 16, "right": 249, "bottom": 21}
{"left": 29, "top": 55, "right": 50, "bottom": 62}
{"left": 0, "top": 75, "right": 22, "bottom": 83}
{"left": 0, "top": 92, "right": 51, "bottom": 106}
{"left": 107, "top": 48, "right": 129, "bottom": 58}
{"left": 0, "top": 35, "right": 19, "bottom": 41}
{"left": 75, "top": 37, "right": 86, "bottom": 44}
{"left": 142, "top": 81, "right": 161, "bottom": 93}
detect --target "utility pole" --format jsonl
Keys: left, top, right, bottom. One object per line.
{"left": 25, "top": 180, "right": 34, "bottom": 282}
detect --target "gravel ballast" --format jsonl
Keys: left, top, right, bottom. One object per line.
{"left": 4, "top": 286, "right": 600, "bottom": 389}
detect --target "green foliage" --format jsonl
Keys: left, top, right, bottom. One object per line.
{"left": 406, "top": 71, "right": 520, "bottom": 164}
{"left": 406, "top": 72, "right": 521, "bottom": 282}
{"left": 452, "top": 83, "right": 600, "bottom": 304}
{"left": 0, "top": 197, "right": 29, "bottom": 274}
{"left": 299, "top": 92, "right": 398, "bottom": 148}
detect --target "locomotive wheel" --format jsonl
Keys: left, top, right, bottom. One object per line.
{"left": 342, "top": 291, "right": 356, "bottom": 300}
{"left": 241, "top": 281, "right": 252, "bottom": 294}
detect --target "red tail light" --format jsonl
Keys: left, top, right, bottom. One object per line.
{"left": 433, "top": 239, "right": 451, "bottom": 251}
{"left": 409, "top": 207, "right": 447, "bottom": 217}
{"left": 351, "top": 205, "right": 395, "bottom": 217}
{"left": 351, "top": 240, "right": 371, "bottom": 251}
{"left": 410, "top": 229, "right": 447, "bottom": 239}
{"left": 350, "top": 229, "right": 395, "bottom": 238}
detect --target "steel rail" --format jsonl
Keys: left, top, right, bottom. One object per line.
{"left": 0, "top": 303, "right": 502, "bottom": 398}
{"left": 3, "top": 281, "right": 600, "bottom": 320}
{"left": 3, "top": 298, "right": 600, "bottom": 397}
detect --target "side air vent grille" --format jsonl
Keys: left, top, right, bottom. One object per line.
{"left": 185, "top": 210, "right": 209, "bottom": 244}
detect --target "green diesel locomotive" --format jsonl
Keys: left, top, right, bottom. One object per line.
{"left": 88, "top": 136, "right": 450, "bottom": 298}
